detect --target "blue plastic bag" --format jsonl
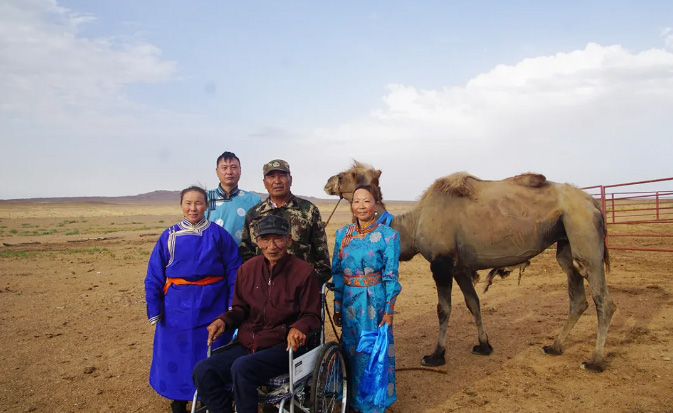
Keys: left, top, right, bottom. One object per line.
{"left": 355, "top": 323, "right": 389, "bottom": 407}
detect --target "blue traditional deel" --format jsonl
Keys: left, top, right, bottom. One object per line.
{"left": 145, "top": 217, "right": 241, "bottom": 401}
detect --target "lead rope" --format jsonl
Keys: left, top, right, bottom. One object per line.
{"left": 323, "top": 196, "right": 344, "bottom": 342}
{"left": 325, "top": 302, "right": 341, "bottom": 344}
{"left": 323, "top": 196, "right": 342, "bottom": 228}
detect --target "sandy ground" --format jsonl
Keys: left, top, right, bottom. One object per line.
{"left": 1, "top": 201, "right": 672, "bottom": 412}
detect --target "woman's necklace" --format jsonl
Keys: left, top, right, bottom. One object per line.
{"left": 339, "top": 218, "right": 378, "bottom": 258}
{"left": 357, "top": 218, "right": 377, "bottom": 233}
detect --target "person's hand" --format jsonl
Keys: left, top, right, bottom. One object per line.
{"left": 207, "top": 319, "right": 226, "bottom": 346}
{"left": 333, "top": 311, "right": 342, "bottom": 328}
{"left": 379, "top": 313, "right": 393, "bottom": 327}
{"left": 286, "top": 327, "right": 306, "bottom": 352}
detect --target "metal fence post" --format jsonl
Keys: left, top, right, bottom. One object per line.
{"left": 656, "top": 192, "right": 660, "bottom": 221}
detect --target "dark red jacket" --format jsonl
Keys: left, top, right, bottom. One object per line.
{"left": 218, "top": 253, "right": 321, "bottom": 353}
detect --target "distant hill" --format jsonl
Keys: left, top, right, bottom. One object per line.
{"left": 0, "top": 190, "right": 177, "bottom": 204}
{"left": 0, "top": 190, "right": 340, "bottom": 204}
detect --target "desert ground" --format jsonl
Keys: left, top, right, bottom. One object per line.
{"left": 1, "top": 200, "right": 672, "bottom": 412}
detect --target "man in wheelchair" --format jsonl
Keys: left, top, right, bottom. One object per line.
{"left": 193, "top": 215, "right": 321, "bottom": 413}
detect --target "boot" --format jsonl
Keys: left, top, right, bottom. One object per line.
{"left": 170, "top": 400, "right": 188, "bottom": 413}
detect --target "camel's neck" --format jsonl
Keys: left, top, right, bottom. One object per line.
{"left": 377, "top": 203, "right": 418, "bottom": 261}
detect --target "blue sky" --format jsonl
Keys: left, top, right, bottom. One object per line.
{"left": 1, "top": 0, "right": 672, "bottom": 200}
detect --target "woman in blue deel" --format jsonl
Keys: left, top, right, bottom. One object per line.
{"left": 332, "top": 184, "right": 402, "bottom": 413}
{"left": 145, "top": 186, "right": 241, "bottom": 413}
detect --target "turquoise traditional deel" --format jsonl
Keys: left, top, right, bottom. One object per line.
{"left": 207, "top": 187, "right": 261, "bottom": 246}
{"left": 331, "top": 222, "right": 401, "bottom": 413}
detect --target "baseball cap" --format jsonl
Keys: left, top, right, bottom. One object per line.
{"left": 263, "top": 159, "right": 291, "bottom": 176}
{"left": 256, "top": 215, "right": 290, "bottom": 237}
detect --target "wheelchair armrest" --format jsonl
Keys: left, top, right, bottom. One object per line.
{"left": 209, "top": 337, "right": 239, "bottom": 356}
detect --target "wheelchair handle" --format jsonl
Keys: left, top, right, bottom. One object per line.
{"left": 323, "top": 282, "right": 336, "bottom": 292}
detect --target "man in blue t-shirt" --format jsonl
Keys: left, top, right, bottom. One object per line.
{"left": 207, "top": 151, "right": 262, "bottom": 245}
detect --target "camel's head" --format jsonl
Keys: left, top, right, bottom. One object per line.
{"left": 324, "top": 161, "right": 382, "bottom": 202}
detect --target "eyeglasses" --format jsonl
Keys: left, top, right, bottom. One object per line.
{"left": 257, "top": 235, "right": 290, "bottom": 248}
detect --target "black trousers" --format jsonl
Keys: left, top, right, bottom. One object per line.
{"left": 192, "top": 343, "right": 289, "bottom": 413}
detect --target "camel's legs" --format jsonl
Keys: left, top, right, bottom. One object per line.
{"left": 560, "top": 208, "right": 616, "bottom": 372}
{"left": 422, "top": 256, "right": 454, "bottom": 367}
{"left": 454, "top": 268, "right": 492, "bottom": 355}
{"left": 543, "top": 239, "right": 589, "bottom": 356}
{"left": 582, "top": 257, "right": 616, "bottom": 372}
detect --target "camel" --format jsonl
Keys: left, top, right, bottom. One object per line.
{"left": 324, "top": 161, "right": 616, "bottom": 372}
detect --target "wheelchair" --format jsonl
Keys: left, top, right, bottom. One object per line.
{"left": 191, "top": 282, "right": 349, "bottom": 413}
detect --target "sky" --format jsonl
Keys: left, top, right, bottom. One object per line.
{"left": 1, "top": 0, "right": 672, "bottom": 201}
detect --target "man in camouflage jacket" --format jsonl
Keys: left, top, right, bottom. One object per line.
{"left": 239, "top": 159, "right": 331, "bottom": 284}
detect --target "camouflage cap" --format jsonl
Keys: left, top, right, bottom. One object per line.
{"left": 263, "top": 159, "right": 291, "bottom": 176}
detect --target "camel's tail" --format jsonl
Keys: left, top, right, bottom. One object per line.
{"left": 603, "top": 227, "right": 610, "bottom": 273}
{"left": 593, "top": 197, "right": 611, "bottom": 273}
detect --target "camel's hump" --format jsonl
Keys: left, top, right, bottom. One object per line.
{"left": 422, "top": 172, "right": 480, "bottom": 199}
{"left": 507, "top": 173, "right": 548, "bottom": 188}
{"left": 422, "top": 172, "right": 548, "bottom": 200}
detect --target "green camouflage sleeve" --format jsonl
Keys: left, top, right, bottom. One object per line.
{"left": 310, "top": 205, "right": 332, "bottom": 284}
{"left": 238, "top": 209, "right": 257, "bottom": 263}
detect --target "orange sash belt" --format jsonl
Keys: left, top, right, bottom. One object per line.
{"left": 163, "top": 276, "right": 224, "bottom": 294}
{"left": 344, "top": 271, "right": 382, "bottom": 287}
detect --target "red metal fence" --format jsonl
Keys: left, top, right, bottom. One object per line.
{"left": 582, "top": 177, "right": 673, "bottom": 252}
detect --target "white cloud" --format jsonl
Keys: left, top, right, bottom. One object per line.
{"left": 0, "top": 0, "right": 176, "bottom": 122}
{"left": 1, "top": 1, "right": 672, "bottom": 201}
{"left": 663, "top": 27, "right": 673, "bottom": 51}
{"left": 316, "top": 42, "right": 673, "bottom": 199}
{"left": 0, "top": 0, "right": 192, "bottom": 199}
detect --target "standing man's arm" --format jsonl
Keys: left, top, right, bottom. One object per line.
{"left": 309, "top": 205, "right": 332, "bottom": 284}
{"left": 238, "top": 210, "right": 257, "bottom": 263}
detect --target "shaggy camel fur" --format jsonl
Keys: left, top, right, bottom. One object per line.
{"left": 324, "top": 161, "right": 616, "bottom": 372}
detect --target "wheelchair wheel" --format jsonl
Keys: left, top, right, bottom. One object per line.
{"left": 310, "top": 341, "right": 348, "bottom": 413}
